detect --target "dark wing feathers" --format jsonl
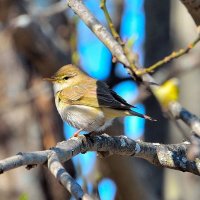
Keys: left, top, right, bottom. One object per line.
{"left": 96, "top": 81, "right": 134, "bottom": 109}
{"left": 110, "top": 90, "right": 136, "bottom": 108}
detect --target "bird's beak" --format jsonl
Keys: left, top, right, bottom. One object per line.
{"left": 43, "top": 77, "right": 57, "bottom": 82}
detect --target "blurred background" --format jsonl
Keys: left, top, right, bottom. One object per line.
{"left": 0, "top": 0, "right": 199, "bottom": 199}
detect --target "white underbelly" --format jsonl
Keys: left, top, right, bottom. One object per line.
{"left": 57, "top": 104, "right": 112, "bottom": 132}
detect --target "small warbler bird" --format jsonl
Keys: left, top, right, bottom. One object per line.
{"left": 45, "top": 64, "right": 154, "bottom": 136}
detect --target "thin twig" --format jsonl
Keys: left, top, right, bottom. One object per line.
{"left": 138, "top": 27, "right": 200, "bottom": 75}
{"left": 100, "top": 0, "right": 123, "bottom": 45}
{"left": 100, "top": 0, "right": 138, "bottom": 72}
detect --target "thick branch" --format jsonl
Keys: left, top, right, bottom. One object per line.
{"left": 0, "top": 134, "right": 199, "bottom": 177}
{"left": 48, "top": 151, "right": 88, "bottom": 199}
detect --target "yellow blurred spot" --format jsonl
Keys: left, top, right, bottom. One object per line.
{"left": 153, "top": 78, "right": 179, "bottom": 109}
{"left": 19, "top": 193, "right": 29, "bottom": 200}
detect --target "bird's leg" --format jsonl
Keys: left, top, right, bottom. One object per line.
{"left": 73, "top": 129, "right": 83, "bottom": 137}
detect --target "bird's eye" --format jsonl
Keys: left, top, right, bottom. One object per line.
{"left": 63, "top": 76, "right": 69, "bottom": 80}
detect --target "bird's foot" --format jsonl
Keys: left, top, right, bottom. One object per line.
{"left": 73, "top": 129, "right": 83, "bottom": 137}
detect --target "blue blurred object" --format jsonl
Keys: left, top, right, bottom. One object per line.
{"left": 77, "top": 0, "right": 113, "bottom": 80}
{"left": 113, "top": 80, "right": 139, "bottom": 103}
{"left": 120, "top": 0, "right": 145, "bottom": 64}
{"left": 113, "top": 81, "right": 145, "bottom": 138}
{"left": 98, "top": 178, "right": 117, "bottom": 200}
{"left": 115, "top": 63, "right": 131, "bottom": 78}
{"left": 64, "top": 122, "right": 77, "bottom": 138}
{"left": 64, "top": 122, "right": 87, "bottom": 138}
{"left": 124, "top": 104, "right": 145, "bottom": 139}
{"left": 72, "top": 152, "right": 96, "bottom": 176}
{"left": 115, "top": 0, "right": 145, "bottom": 78}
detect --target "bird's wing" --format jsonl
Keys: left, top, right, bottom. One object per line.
{"left": 96, "top": 81, "right": 134, "bottom": 109}
{"left": 58, "top": 80, "right": 99, "bottom": 106}
{"left": 59, "top": 80, "right": 133, "bottom": 110}
{"left": 110, "top": 88, "right": 136, "bottom": 108}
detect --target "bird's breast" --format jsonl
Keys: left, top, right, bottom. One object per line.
{"left": 55, "top": 100, "right": 109, "bottom": 132}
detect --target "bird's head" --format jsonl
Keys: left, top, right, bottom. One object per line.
{"left": 44, "top": 64, "right": 86, "bottom": 93}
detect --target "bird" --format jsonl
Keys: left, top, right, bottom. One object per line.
{"left": 45, "top": 64, "right": 155, "bottom": 136}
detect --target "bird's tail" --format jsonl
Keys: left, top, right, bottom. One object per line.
{"left": 128, "top": 110, "right": 156, "bottom": 121}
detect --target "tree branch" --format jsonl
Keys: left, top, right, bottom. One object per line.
{"left": 48, "top": 151, "right": 90, "bottom": 200}
{"left": 0, "top": 134, "right": 199, "bottom": 178}
{"left": 169, "top": 101, "right": 200, "bottom": 135}
{"left": 141, "top": 28, "right": 200, "bottom": 75}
